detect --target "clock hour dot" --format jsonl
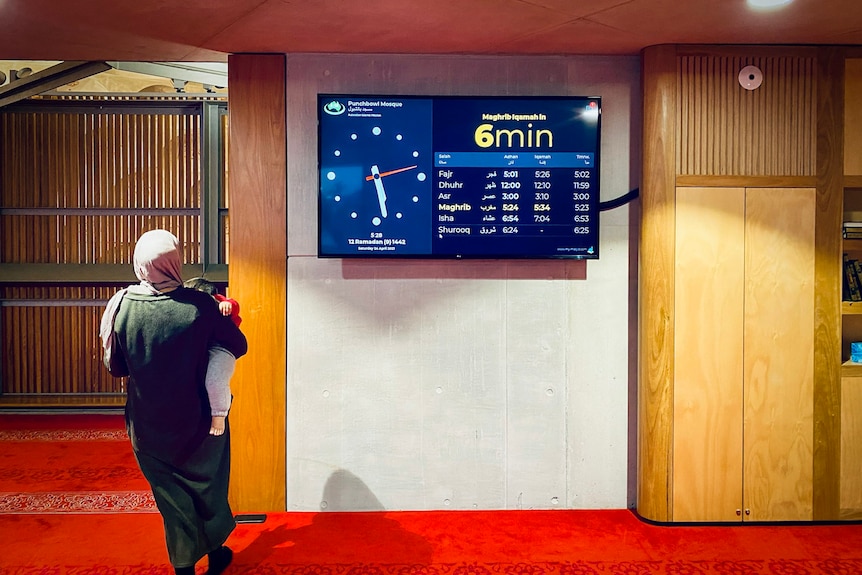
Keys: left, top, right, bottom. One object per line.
{"left": 417, "top": 173, "right": 426, "bottom": 182}
{"left": 334, "top": 150, "right": 341, "bottom": 157}
{"left": 372, "top": 126, "right": 381, "bottom": 136}
{"left": 334, "top": 195, "right": 341, "bottom": 202}
{"left": 350, "top": 212, "right": 358, "bottom": 218}
{"left": 326, "top": 171, "right": 336, "bottom": 181}
{"left": 412, "top": 196, "right": 419, "bottom": 202}
{"left": 350, "top": 133, "right": 358, "bottom": 140}
{"left": 412, "top": 151, "right": 419, "bottom": 158}
{"left": 372, "top": 217, "right": 382, "bottom": 226}
{"left": 396, "top": 213, "right": 403, "bottom": 219}
{"left": 396, "top": 134, "right": 403, "bottom": 141}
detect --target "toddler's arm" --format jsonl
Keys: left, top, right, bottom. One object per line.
{"left": 205, "top": 347, "right": 236, "bottom": 436}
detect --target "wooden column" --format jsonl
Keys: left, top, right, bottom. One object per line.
{"left": 227, "top": 53, "right": 287, "bottom": 511}
{"left": 812, "top": 48, "right": 844, "bottom": 520}
{"left": 638, "top": 44, "right": 678, "bottom": 523}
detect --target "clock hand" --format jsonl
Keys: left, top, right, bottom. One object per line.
{"left": 364, "top": 164, "right": 418, "bottom": 181}
{"left": 369, "top": 165, "right": 388, "bottom": 218}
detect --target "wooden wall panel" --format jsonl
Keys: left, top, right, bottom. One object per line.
{"left": 1, "top": 111, "right": 201, "bottom": 209}
{"left": 846, "top": 59, "right": 862, "bottom": 176}
{"left": 672, "top": 187, "right": 744, "bottom": 522}
{"left": 0, "top": 286, "right": 125, "bottom": 395}
{"left": 1, "top": 215, "right": 200, "bottom": 264}
{"left": 640, "top": 45, "right": 849, "bottom": 522}
{"left": 638, "top": 44, "right": 678, "bottom": 523}
{"left": 677, "top": 54, "right": 816, "bottom": 177}
{"left": 814, "top": 48, "right": 844, "bottom": 520}
{"left": 226, "top": 54, "right": 287, "bottom": 512}
{"left": 0, "top": 107, "right": 203, "bottom": 265}
{"left": 840, "top": 376, "right": 862, "bottom": 516}
{"left": 743, "top": 187, "right": 815, "bottom": 522}
{"left": 0, "top": 101, "right": 217, "bottom": 402}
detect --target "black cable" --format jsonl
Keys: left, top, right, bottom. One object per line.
{"left": 599, "top": 188, "right": 639, "bottom": 211}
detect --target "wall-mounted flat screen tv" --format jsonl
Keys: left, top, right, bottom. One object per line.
{"left": 317, "top": 94, "right": 601, "bottom": 259}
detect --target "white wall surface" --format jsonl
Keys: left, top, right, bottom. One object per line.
{"left": 284, "top": 54, "right": 641, "bottom": 511}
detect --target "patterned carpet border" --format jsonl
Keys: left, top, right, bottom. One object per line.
{"left": 0, "top": 429, "right": 128, "bottom": 441}
{"left": 0, "top": 491, "right": 157, "bottom": 514}
{"left": 4, "top": 560, "right": 862, "bottom": 575}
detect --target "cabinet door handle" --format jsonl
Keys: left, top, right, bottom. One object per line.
{"left": 745, "top": 509, "right": 751, "bottom": 516}
{"left": 736, "top": 509, "right": 742, "bottom": 516}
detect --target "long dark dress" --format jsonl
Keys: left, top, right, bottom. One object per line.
{"left": 106, "top": 287, "right": 248, "bottom": 568}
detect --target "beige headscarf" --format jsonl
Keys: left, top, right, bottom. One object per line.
{"left": 99, "top": 230, "right": 184, "bottom": 360}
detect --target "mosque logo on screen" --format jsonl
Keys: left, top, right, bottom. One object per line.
{"left": 323, "top": 100, "right": 346, "bottom": 115}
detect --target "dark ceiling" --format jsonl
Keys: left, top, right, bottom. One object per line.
{"left": 2, "top": 0, "right": 862, "bottom": 61}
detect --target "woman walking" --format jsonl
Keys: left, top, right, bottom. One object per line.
{"left": 100, "top": 229, "right": 247, "bottom": 575}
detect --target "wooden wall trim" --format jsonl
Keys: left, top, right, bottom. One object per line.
{"left": 226, "top": 54, "right": 287, "bottom": 512}
{"left": 673, "top": 44, "right": 821, "bottom": 59}
{"left": 638, "top": 44, "right": 678, "bottom": 523}
{"left": 0, "top": 263, "right": 227, "bottom": 283}
{"left": 812, "top": 47, "right": 844, "bottom": 520}
{"left": 676, "top": 175, "right": 817, "bottom": 187}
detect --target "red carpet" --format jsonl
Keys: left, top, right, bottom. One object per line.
{"left": 0, "top": 412, "right": 155, "bottom": 513}
{"left": 3, "top": 413, "right": 862, "bottom": 574}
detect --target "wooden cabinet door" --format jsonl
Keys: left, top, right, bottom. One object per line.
{"left": 673, "top": 186, "right": 745, "bottom": 522}
{"left": 673, "top": 186, "right": 815, "bottom": 522}
{"left": 742, "top": 187, "right": 814, "bottom": 522}
{"left": 841, "top": 376, "right": 862, "bottom": 518}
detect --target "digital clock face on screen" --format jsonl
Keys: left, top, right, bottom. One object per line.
{"left": 317, "top": 95, "right": 601, "bottom": 259}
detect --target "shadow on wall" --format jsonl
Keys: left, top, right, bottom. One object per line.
{"left": 321, "top": 468, "right": 385, "bottom": 511}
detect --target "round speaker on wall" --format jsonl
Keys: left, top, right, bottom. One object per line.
{"left": 738, "top": 65, "right": 763, "bottom": 90}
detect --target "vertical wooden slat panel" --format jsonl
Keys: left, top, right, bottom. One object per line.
{"left": 21, "top": 306, "right": 30, "bottom": 393}
{"left": 37, "top": 303, "right": 45, "bottom": 392}
{"left": 64, "top": 307, "right": 72, "bottom": 390}
{"left": 10, "top": 306, "right": 19, "bottom": 392}
{"left": 168, "top": 114, "right": 175, "bottom": 212}
{"left": 134, "top": 114, "right": 142, "bottom": 216}
{"left": 678, "top": 54, "right": 816, "bottom": 176}
{"left": 49, "top": 302, "right": 58, "bottom": 393}
{"left": 1, "top": 99, "right": 212, "bottom": 401}
{"left": 22, "top": 303, "right": 30, "bottom": 393}
{"left": 23, "top": 305, "right": 33, "bottom": 393}
{"left": 228, "top": 53, "right": 287, "bottom": 512}
{"left": 15, "top": 308, "right": 23, "bottom": 393}
{"left": 222, "top": 113, "right": 231, "bottom": 262}
{"left": 2, "top": 305, "right": 11, "bottom": 392}
{"left": 0, "top": 293, "right": 128, "bottom": 396}
{"left": 179, "top": 114, "right": 186, "bottom": 211}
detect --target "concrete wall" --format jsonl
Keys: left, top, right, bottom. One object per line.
{"left": 282, "top": 53, "right": 641, "bottom": 511}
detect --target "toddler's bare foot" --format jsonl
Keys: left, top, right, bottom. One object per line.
{"left": 210, "top": 416, "right": 226, "bottom": 435}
